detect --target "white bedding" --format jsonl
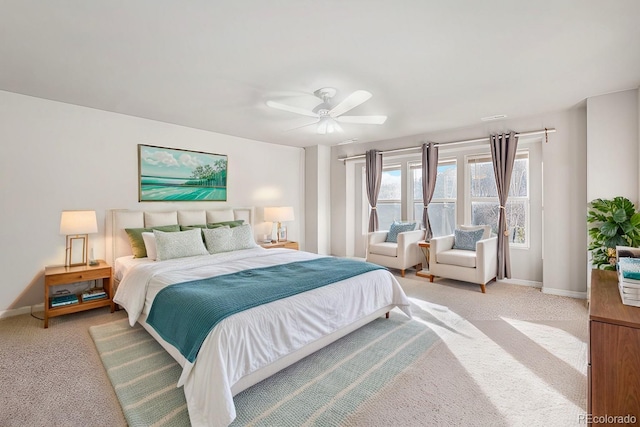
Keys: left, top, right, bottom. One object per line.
{"left": 113, "top": 247, "right": 411, "bottom": 427}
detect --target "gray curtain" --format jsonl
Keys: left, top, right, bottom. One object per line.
{"left": 365, "top": 149, "right": 383, "bottom": 232}
{"left": 421, "top": 142, "right": 439, "bottom": 240}
{"left": 489, "top": 131, "right": 519, "bottom": 279}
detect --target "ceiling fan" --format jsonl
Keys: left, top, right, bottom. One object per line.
{"left": 266, "top": 87, "right": 387, "bottom": 134}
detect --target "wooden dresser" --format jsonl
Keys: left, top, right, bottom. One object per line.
{"left": 589, "top": 269, "right": 640, "bottom": 424}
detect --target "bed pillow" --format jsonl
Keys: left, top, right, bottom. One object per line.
{"left": 202, "top": 226, "right": 233, "bottom": 254}
{"left": 385, "top": 221, "right": 417, "bottom": 243}
{"left": 207, "top": 220, "right": 245, "bottom": 229}
{"left": 180, "top": 224, "right": 207, "bottom": 231}
{"left": 202, "top": 224, "right": 258, "bottom": 254}
{"left": 141, "top": 232, "right": 157, "bottom": 261}
{"left": 125, "top": 224, "right": 181, "bottom": 258}
{"left": 452, "top": 228, "right": 484, "bottom": 251}
{"left": 153, "top": 228, "right": 209, "bottom": 261}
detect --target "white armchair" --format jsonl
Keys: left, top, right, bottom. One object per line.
{"left": 429, "top": 230, "right": 498, "bottom": 293}
{"left": 366, "top": 228, "right": 425, "bottom": 277}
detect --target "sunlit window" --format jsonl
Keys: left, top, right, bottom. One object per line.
{"left": 468, "top": 152, "right": 529, "bottom": 246}
{"left": 410, "top": 160, "right": 457, "bottom": 237}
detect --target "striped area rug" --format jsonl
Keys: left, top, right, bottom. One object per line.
{"left": 90, "top": 312, "right": 438, "bottom": 426}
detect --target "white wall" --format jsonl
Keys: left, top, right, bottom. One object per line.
{"left": 587, "top": 89, "right": 639, "bottom": 202}
{"left": 0, "top": 91, "right": 304, "bottom": 314}
{"left": 332, "top": 108, "right": 588, "bottom": 296}
{"left": 304, "top": 145, "right": 331, "bottom": 254}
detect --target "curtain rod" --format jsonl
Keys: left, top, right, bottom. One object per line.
{"left": 338, "top": 128, "right": 556, "bottom": 162}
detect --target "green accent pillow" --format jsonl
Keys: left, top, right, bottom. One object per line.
{"left": 207, "top": 220, "right": 244, "bottom": 229}
{"left": 125, "top": 224, "right": 180, "bottom": 258}
{"left": 180, "top": 224, "right": 207, "bottom": 231}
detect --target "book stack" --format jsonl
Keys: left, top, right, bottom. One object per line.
{"left": 82, "top": 289, "right": 107, "bottom": 302}
{"left": 617, "top": 257, "right": 640, "bottom": 307}
{"left": 51, "top": 294, "right": 79, "bottom": 308}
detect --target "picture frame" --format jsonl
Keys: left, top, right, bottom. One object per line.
{"left": 278, "top": 226, "right": 288, "bottom": 242}
{"left": 138, "top": 144, "right": 227, "bottom": 202}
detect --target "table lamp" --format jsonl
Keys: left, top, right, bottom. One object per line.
{"left": 264, "top": 206, "right": 294, "bottom": 242}
{"left": 60, "top": 210, "right": 98, "bottom": 267}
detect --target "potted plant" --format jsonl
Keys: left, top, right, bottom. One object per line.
{"left": 587, "top": 197, "right": 640, "bottom": 270}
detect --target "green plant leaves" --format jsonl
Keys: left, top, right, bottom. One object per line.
{"left": 588, "top": 196, "right": 640, "bottom": 270}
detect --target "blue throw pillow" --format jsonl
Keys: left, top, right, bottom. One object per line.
{"left": 385, "top": 221, "right": 417, "bottom": 243}
{"left": 452, "top": 228, "right": 484, "bottom": 251}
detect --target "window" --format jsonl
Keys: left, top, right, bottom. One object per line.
{"left": 468, "top": 152, "right": 529, "bottom": 246}
{"left": 411, "top": 160, "right": 457, "bottom": 237}
{"left": 365, "top": 166, "right": 402, "bottom": 231}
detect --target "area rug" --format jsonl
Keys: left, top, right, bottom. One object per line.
{"left": 89, "top": 312, "right": 438, "bottom": 426}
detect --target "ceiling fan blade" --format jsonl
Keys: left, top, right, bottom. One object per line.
{"left": 284, "top": 120, "right": 319, "bottom": 132}
{"left": 329, "top": 90, "right": 372, "bottom": 117}
{"left": 336, "top": 115, "right": 387, "bottom": 124}
{"left": 266, "top": 100, "right": 319, "bottom": 118}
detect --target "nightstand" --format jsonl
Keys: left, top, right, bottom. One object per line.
{"left": 43, "top": 260, "right": 114, "bottom": 328}
{"left": 260, "top": 241, "right": 299, "bottom": 250}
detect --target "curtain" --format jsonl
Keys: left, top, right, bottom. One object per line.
{"left": 365, "top": 149, "right": 383, "bottom": 232}
{"left": 489, "top": 131, "right": 519, "bottom": 279}
{"left": 421, "top": 142, "right": 439, "bottom": 240}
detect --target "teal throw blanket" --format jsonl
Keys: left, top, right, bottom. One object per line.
{"left": 147, "top": 257, "right": 386, "bottom": 362}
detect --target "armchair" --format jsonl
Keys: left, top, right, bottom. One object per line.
{"left": 366, "top": 228, "right": 425, "bottom": 277}
{"left": 429, "top": 230, "right": 498, "bottom": 293}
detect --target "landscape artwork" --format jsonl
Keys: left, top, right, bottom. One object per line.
{"left": 138, "top": 144, "right": 227, "bottom": 202}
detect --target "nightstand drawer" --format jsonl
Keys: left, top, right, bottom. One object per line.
{"left": 46, "top": 267, "right": 110, "bottom": 286}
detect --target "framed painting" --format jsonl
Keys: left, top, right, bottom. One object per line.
{"left": 138, "top": 144, "right": 227, "bottom": 202}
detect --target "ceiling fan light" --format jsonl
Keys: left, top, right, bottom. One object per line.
{"left": 317, "top": 119, "right": 328, "bottom": 134}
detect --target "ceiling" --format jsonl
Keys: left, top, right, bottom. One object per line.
{"left": 1, "top": 1, "right": 639, "bottom": 148}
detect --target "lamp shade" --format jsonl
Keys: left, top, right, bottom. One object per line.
{"left": 264, "top": 206, "right": 294, "bottom": 222}
{"left": 59, "top": 210, "right": 98, "bottom": 235}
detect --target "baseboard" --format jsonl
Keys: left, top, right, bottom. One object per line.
{"left": 498, "top": 278, "right": 542, "bottom": 288}
{"left": 541, "top": 287, "right": 587, "bottom": 299}
{"left": 0, "top": 303, "right": 44, "bottom": 320}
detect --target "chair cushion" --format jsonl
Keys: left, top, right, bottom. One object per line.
{"left": 368, "top": 242, "right": 398, "bottom": 257}
{"left": 452, "top": 228, "right": 484, "bottom": 251}
{"left": 385, "top": 221, "right": 417, "bottom": 243}
{"left": 437, "top": 249, "right": 477, "bottom": 268}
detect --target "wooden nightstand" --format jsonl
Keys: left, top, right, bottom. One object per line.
{"left": 260, "top": 241, "right": 299, "bottom": 250}
{"left": 43, "top": 260, "right": 114, "bottom": 328}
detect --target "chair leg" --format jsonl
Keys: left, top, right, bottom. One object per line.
{"left": 480, "top": 283, "right": 486, "bottom": 293}
{"left": 400, "top": 269, "right": 405, "bottom": 278}
{"left": 430, "top": 275, "right": 434, "bottom": 283}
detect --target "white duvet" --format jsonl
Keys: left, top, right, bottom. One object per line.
{"left": 114, "top": 247, "right": 411, "bottom": 427}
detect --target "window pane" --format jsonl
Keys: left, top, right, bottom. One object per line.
{"left": 376, "top": 203, "right": 402, "bottom": 231}
{"left": 415, "top": 202, "right": 455, "bottom": 237}
{"left": 412, "top": 163, "right": 457, "bottom": 200}
{"left": 471, "top": 201, "right": 527, "bottom": 244}
{"left": 510, "top": 158, "right": 528, "bottom": 197}
{"left": 434, "top": 164, "right": 457, "bottom": 199}
{"left": 471, "top": 202, "right": 499, "bottom": 234}
{"left": 469, "top": 157, "right": 528, "bottom": 198}
{"left": 469, "top": 161, "right": 497, "bottom": 197}
{"left": 379, "top": 169, "right": 401, "bottom": 201}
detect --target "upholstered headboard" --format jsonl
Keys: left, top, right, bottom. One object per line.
{"left": 105, "top": 207, "right": 254, "bottom": 266}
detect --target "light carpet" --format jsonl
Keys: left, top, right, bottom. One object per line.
{"left": 90, "top": 311, "right": 439, "bottom": 426}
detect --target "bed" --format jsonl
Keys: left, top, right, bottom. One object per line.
{"left": 107, "top": 208, "right": 411, "bottom": 427}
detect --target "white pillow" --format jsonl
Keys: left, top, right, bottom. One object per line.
{"left": 202, "top": 224, "right": 258, "bottom": 254}
{"left": 141, "top": 232, "right": 157, "bottom": 261}
{"left": 153, "top": 228, "right": 208, "bottom": 261}
{"left": 202, "top": 226, "right": 233, "bottom": 254}
{"left": 231, "top": 224, "right": 258, "bottom": 250}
